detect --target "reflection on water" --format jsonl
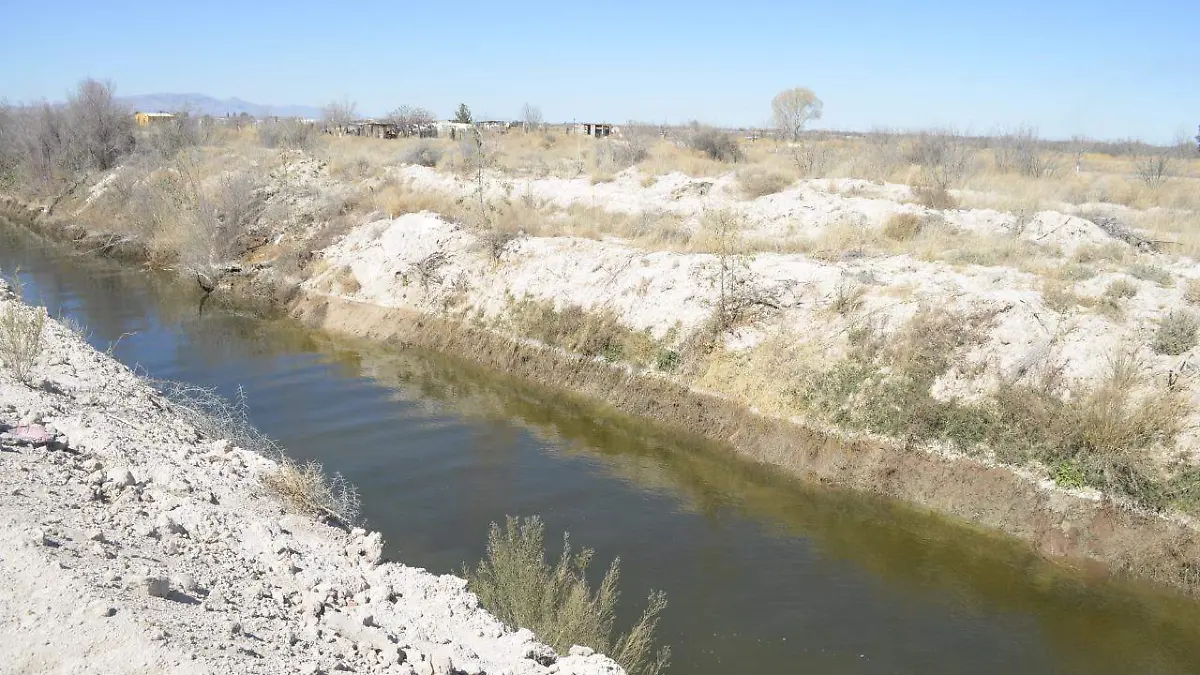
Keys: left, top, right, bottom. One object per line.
{"left": 3, "top": 221, "right": 1199, "bottom": 675}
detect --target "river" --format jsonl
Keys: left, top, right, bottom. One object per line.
{"left": 2, "top": 221, "right": 1198, "bottom": 675}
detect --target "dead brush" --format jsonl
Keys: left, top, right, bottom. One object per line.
{"left": 262, "top": 457, "right": 362, "bottom": 526}
{"left": 735, "top": 167, "right": 794, "bottom": 198}
{"left": 881, "top": 212, "right": 923, "bottom": 241}
{"left": 407, "top": 251, "right": 448, "bottom": 290}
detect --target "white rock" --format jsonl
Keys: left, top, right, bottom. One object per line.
{"left": 142, "top": 575, "right": 170, "bottom": 598}
{"left": 569, "top": 645, "right": 595, "bottom": 657}
{"left": 173, "top": 572, "right": 198, "bottom": 592}
{"left": 105, "top": 467, "right": 135, "bottom": 488}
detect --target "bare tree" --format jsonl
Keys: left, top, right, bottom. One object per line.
{"left": 385, "top": 105, "right": 435, "bottom": 137}
{"left": 1135, "top": 150, "right": 1173, "bottom": 188}
{"left": 907, "top": 129, "right": 975, "bottom": 207}
{"left": 521, "top": 103, "right": 543, "bottom": 131}
{"left": 993, "top": 126, "right": 1058, "bottom": 178}
{"left": 321, "top": 99, "right": 358, "bottom": 129}
{"left": 66, "top": 78, "right": 135, "bottom": 171}
{"left": 386, "top": 105, "right": 435, "bottom": 126}
{"left": 771, "top": 87, "right": 823, "bottom": 142}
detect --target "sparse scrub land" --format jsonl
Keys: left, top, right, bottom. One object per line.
{"left": 6, "top": 77, "right": 1200, "bottom": 598}
{"left": 465, "top": 516, "right": 670, "bottom": 675}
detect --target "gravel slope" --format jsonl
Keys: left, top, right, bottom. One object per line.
{"left": 0, "top": 278, "right": 623, "bottom": 675}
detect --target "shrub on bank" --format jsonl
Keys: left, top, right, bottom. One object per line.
{"left": 0, "top": 293, "right": 45, "bottom": 385}
{"left": 465, "top": 516, "right": 670, "bottom": 675}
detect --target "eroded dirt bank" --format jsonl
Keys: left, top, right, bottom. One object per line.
{"left": 0, "top": 277, "right": 624, "bottom": 675}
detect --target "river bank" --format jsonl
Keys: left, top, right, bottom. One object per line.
{"left": 0, "top": 276, "right": 626, "bottom": 675}
{"left": 2, "top": 137, "right": 1199, "bottom": 599}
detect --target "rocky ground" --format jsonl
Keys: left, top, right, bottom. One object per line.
{"left": 0, "top": 278, "right": 624, "bottom": 675}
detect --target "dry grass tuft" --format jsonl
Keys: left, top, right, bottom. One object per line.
{"left": 508, "top": 297, "right": 660, "bottom": 366}
{"left": 911, "top": 184, "right": 958, "bottom": 210}
{"left": 881, "top": 212, "right": 923, "bottom": 241}
{"left": 465, "top": 516, "right": 670, "bottom": 675}
{"left": 735, "top": 167, "right": 794, "bottom": 198}
{"left": 262, "top": 457, "right": 362, "bottom": 526}
{"left": 1103, "top": 278, "right": 1139, "bottom": 300}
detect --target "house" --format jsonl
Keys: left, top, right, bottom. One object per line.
{"left": 570, "top": 122, "right": 613, "bottom": 138}
{"left": 435, "top": 121, "right": 475, "bottom": 140}
{"left": 134, "top": 111, "right": 176, "bottom": 127}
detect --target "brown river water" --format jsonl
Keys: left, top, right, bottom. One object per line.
{"left": 3, "top": 221, "right": 1199, "bottom": 674}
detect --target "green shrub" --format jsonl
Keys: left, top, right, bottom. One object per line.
{"left": 1184, "top": 279, "right": 1200, "bottom": 305}
{"left": 0, "top": 290, "right": 45, "bottom": 386}
{"left": 655, "top": 349, "right": 681, "bottom": 372}
{"left": 466, "top": 516, "right": 670, "bottom": 675}
{"left": 1128, "top": 263, "right": 1173, "bottom": 287}
{"left": 1152, "top": 311, "right": 1199, "bottom": 355}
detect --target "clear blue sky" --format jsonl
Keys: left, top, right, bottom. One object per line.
{"left": 1, "top": 0, "right": 1196, "bottom": 142}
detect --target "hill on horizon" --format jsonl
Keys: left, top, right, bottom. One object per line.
{"left": 119, "top": 93, "right": 323, "bottom": 119}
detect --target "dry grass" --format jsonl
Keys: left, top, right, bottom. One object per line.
{"left": 262, "top": 456, "right": 362, "bottom": 526}
{"left": 735, "top": 167, "right": 794, "bottom": 198}
{"left": 464, "top": 516, "right": 670, "bottom": 675}
{"left": 881, "top": 212, "right": 923, "bottom": 241}
{"left": 507, "top": 297, "right": 662, "bottom": 367}
{"left": 1103, "top": 277, "right": 1139, "bottom": 300}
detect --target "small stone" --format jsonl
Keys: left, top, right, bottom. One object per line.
{"left": 143, "top": 575, "right": 170, "bottom": 598}
{"left": 85, "top": 529, "right": 105, "bottom": 542}
{"left": 228, "top": 621, "right": 242, "bottom": 636}
{"left": 204, "top": 589, "right": 226, "bottom": 611}
{"left": 31, "top": 528, "right": 50, "bottom": 546}
{"left": 412, "top": 661, "right": 434, "bottom": 675}
{"left": 161, "top": 540, "right": 180, "bottom": 556}
{"left": 568, "top": 645, "right": 595, "bottom": 658}
{"left": 298, "top": 662, "right": 319, "bottom": 675}
{"left": 96, "top": 604, "right": 117, "bottom": 618}
{"left": 87, "top": 470, "right": 104, "bottom": 485}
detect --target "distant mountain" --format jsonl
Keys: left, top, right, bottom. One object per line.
{"left": 118, "top": 93, "right": 323, "bottom": 119}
